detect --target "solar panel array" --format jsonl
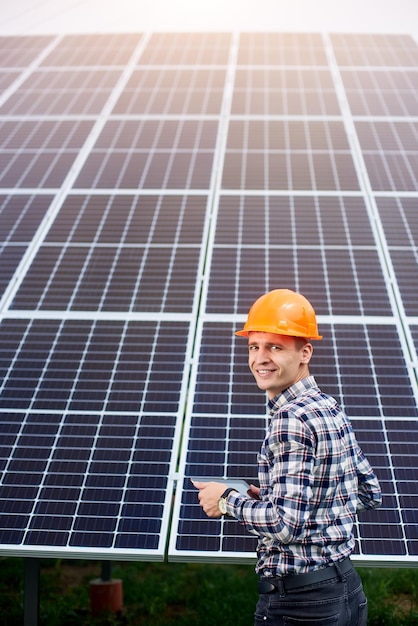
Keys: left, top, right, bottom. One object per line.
{"left": 0, "top": 32, "right": 417, "bottom": 565}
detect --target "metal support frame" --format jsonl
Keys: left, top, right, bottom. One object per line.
{"left": 24, "top": 558, "right": 40, "bottom": 626}
{"left": 101, "top": 560, "right": 112, "bottom": 581}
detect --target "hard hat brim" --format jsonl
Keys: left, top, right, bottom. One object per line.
{"left": 235, "top": 328, "right": 322, "bottom": 340}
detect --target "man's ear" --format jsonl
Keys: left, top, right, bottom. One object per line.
{"left": 301, "top": 342, "right": 313, "bottom": 363}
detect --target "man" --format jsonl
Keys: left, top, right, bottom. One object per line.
{"left": 193, "top": 289, "right": 382, "bottom": 626}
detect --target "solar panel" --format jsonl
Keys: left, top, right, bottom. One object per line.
{"left": 330, "top": 33, "right": 418, "bottom": 67}
{"left": 222, "top": 119, "right": 361, "bottom": 191}
{"left": 113, "top": 68, "right": 227, "bottom": 115}
{"left": 0, "top": 119, "right": 95, "bottom": 188}
{"left": 0, "top": 31, "right": 417, "bottom": 567}
{"left": 231, "top": 68, "right": 341, "bottom": 115}
{"left": 39, "top": 34, "right": 142, "bottom": 67}
{"left": 340, "top": 68, "right": 418, "bottom": 116}
{"left": 0, "top": 35, "right": 55, "bottom": 68}
{"left": 139, "top": 32, "right": 232, "bottom": 65}
{"left": 206, "top": 195, "right": 392, "bottom": 316}
{"left": 9, "top": 194, "right": 207, "bottom": 312}
{"left": 355, "top": 120, "right": 418, "bottom": 192}
{"left": 0, "top": 319, "right": 190, "bottom": 558}
{"left": 73, "top": 119, "right": 218, "bottom": 190}
{"left": 0, "top": 69, "right": 123, "bottom": 116}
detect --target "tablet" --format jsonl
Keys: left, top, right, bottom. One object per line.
{"left": 191, "top": 477, "right": 250, "bottom": 495}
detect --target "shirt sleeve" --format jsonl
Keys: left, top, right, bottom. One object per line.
{"left": 225, "top": 414, "right": 315, "bottom": 544}
{"left": 355, "top": 445, "right": 382, "bottom": 511}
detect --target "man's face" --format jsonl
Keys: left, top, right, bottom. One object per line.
{"left": 247, "top": 332, "right": 312, "bottom": 399}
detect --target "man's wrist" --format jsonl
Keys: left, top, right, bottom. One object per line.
{"left": 218, "top": 488, "right": 238, "bottom": 515}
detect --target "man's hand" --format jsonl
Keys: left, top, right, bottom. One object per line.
{"left": 248, "top": 484, "right": 260, "bottom": 499}
{"left": 191, "top": 481, "right": 228, "bottom": 518}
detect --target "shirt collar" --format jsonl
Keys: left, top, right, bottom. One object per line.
{"left": 268, "top": 375, "right": 318, "bottom": 415}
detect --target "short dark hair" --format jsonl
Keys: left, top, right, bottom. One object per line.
{"left": 294, "top": 337, "right": 310, "bottom": 351}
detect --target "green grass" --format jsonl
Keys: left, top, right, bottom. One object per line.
{"left": 1, "top": 557, "right": 417, "bottom": 625}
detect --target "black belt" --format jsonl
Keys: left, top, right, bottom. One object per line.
{"left": 258, "top": 558, "right": 353, "bottom": 594}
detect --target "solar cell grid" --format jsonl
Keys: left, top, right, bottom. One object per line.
{"left": 213, "top": 196, "right": 376, "bottom": 246}
{"left": 222, "top": 120, "right": 360, "bottom": 191}
{"left": 0, "top": 409, "right": 176, "bottom": 552}
{"left": 0, "top": 71, "right": 21, "bottom": 91}
{"left": 112, "top": 68, "right": 227, "bottom": 115}
{"left": 74, "top": 119, "right": 218, "bottom": 190}
{"left": 103, "top": 194, "right": 194, "bottom": 244}
{"left": 330, "top": 33, "right": 418, "bottom": 67}
{"left": 0, "top": 322, "right": 185, "bottom": 554}
{"left": 207, "top": 196, "right": 391, "bottom": 316}
{"left": 139, "top": 32, "right": 232, "bottom": 65}
{"left": 0, "top": 119, "right": 94, "bottom": 151}
{"left": 385, "top": 249, "right": 418, "bottom": 317}
{"left": 0, "top": 69, "right": 124, "bottom": 115}
{"left": 39, "top": 33, "right": 143, "bottom": 67}
{"left": 0, "top": 35, "right": 55, "bottom": 68}
{"left": 0, "top": 320, "right": 189, "bottom": 413}
{"left": 237, "top": 32, "right": 328, "bottom": 66}
{"left": 11, "top": 199, "right": 206, "bottom": 312}
{"left": 231, "top": 68, "right": 341, "bottom": 115}
{"left": 377, "top": 197, "right": 418, "bottom": 247}
{"left": 355, "top": 121, "right": 418, "bottom": 192}
{"left": 0, "top": 119, "right": 95, "bottom": 188}
{"left": 377, "top": 198, "right": 418, "bottom": 316}
{"left": 341, "top": 69, "right": 418, "bottom": 116}
{"left": 0, "top": 195, "right": 53, "bottom": 242}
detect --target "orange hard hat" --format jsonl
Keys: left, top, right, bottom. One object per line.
{"left": 235, "top": 289, "right": 322, "bottom": 340}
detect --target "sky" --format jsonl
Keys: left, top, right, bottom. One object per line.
{"left": 1, "top": 0, "right": 418, "bottom": 41}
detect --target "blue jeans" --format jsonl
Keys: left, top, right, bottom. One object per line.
{"left": 254, "top": 566, "right": 367, "bottom": 625}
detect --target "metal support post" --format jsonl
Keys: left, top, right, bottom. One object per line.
{"left": 24, "top": 558, "right": 40, "bottom": 626}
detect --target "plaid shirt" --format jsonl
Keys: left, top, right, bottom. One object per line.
{"left": 226, "top": 376, "right": 382, "bottom": 576}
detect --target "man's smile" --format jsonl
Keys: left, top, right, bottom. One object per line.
{"left": 256, "top": 369, "right": 275, "bottom": 376}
